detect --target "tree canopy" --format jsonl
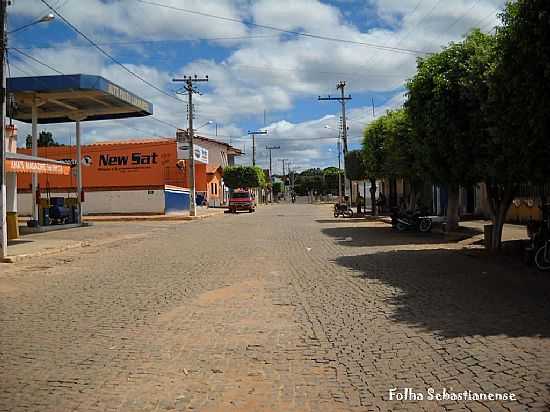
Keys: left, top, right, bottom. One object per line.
{"left": 406, "top": 30, "right": 495, "bottom": 188}
{"left": 223, "top": 165, "right": 266, "bottom": 189}
{"left": 344, "top": 150, "right": 367, "bottom": 182}
{"left": 25, "top": 131, "right": 64, "bottom": 148}
{"left": 488, "top": 0, "right": 550, "bottom": 185}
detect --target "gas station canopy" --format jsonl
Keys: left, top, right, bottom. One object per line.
{"left": 7, "top": 74, "right": 153, "bottom": 124}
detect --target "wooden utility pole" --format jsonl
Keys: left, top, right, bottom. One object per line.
{"left": 173, "top": 75, "right": 208, "bottom": 217}
{"left": 266, "top": 145, "right": 280, "bottom": 202}
{"left": 247, "top": 129, "right": 267, "bottom": 166}
{"left": 0, "top": 0, "right": 7, "bottom": 259}
{"left": 318, "top": 81, "right": 352, "bottom": 200}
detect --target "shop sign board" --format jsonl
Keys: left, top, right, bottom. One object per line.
{"left": 6, "top": 159, "right": 71, "bottom": 175}
{"left": 177, "top": 141, "right": 208, "bottom": 164}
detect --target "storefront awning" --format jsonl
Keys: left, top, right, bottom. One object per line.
{"left": 5, "top": 152, "right": 71, "bottom": 175}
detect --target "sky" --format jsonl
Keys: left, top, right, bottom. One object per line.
{"left": 7, "top": 0, "right": 507, "bottom": 174}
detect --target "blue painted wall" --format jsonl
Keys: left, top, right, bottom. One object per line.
{"left": 164, "top": 188, "right": 190, "bottom": 214}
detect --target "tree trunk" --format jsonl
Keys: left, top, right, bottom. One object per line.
{"left": 485, "top": 182, "right": 517, "bottom": 251}
{"left": 408, "top": 187, "right": 417, "bottom": 211}
{"left": 446, "top": 185, "right": 460, "bottom": 232}
{"left": 370, "top": 178, "right": 377, "bottom": 216}
{"left": 356, "top": 183, "right": 361, "bottom": 214}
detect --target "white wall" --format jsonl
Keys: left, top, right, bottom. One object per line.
{"left": 18, "top": 189, "right": 165, "bottom": 216}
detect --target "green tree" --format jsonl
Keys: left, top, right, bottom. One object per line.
{"left": 383, "top": 109, "right": 424, "bottom": 210}
{"left": 363, "top": 108, "right": 422, "bottom": 215}
{"left": 25, "top": 131, "right": 63, "bottom": 148}
{"left": 483, "top": 0, "right": 550, "bottom": 249}
{"left": 406, "top": 30, "right": 495, "bottom": 231}
{"left": 272, "top": 181, "right": 283, "bottom": 198}
{"left": 322, "top": 166, "right": 341, "bottom": 175}
{"left": 223, "top": 165, "right": 266, "bottom": 189}
{"left": 345, "top": 150, "right": 368, "bottom": 213}
{"left": 363, "top": 116, "right": 386, "bottom": 216}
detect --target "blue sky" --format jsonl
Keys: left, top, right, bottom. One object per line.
{"left": 8, "top": 0, "right": 506, "bottom": 172}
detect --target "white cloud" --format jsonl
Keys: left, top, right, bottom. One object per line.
{"left": 11, "top": 0, "right": 249, "bottom": 41}
{"left": 9, "top": 0, "right": 508, "bottom": 171}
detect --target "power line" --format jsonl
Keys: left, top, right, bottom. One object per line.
{"left": 10, "top": 47, "right": 63, "bottom": 74}
{"left": 39, "top": 0, "right": 181, "bottom": 102}
{"left": 135, "top": 0, "right": 431, "bottom": 56}
{"left": 7, "top": 49, "right": 182, "bottom": 137}
{"left": 13, "top": 34, "right": 280, "bottom": 49}
{"left": 445, "top": 0, "right": 483, "bottom": 33}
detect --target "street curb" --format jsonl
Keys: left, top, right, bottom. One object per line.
{"left": 82, "top": 211, "right": 225, "bottom": 222}
{"left": 1, "top": 233, "right": 149, "bottom": 264}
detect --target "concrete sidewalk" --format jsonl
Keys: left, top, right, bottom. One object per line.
{"left": 3, "top": 209, "right": 225, "bottom": 263}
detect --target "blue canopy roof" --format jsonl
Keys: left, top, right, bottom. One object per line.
{"left": 7, "top": 74, "right": 153, "bottom": 124}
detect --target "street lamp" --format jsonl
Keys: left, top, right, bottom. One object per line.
{"left": 1, "top": 7, "right": 54, "bottom": 259}
{"left": 324, "top": 125, "right": 343, "bottom": 201}
{"left": 8, "top": 13, "right": 55, "bottom": 34}
{"left": 194, "top": 120, "right": 213, "bottom": 132}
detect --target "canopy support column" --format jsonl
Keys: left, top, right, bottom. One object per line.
{"left": 75, "top": 119, "right": 82, "bottom": 223}
{"left": 31, "top": 95, "right": 38, "bottom": 221}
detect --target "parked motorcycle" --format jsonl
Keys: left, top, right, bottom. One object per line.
{"left": 526, "top": 205, "right": 550, "bottom": 271}
{"left": 392, "top": 208, "right": 433, "bottom": 233}
{"left": 334, "top": 202, "right": 354, "bottom": 218}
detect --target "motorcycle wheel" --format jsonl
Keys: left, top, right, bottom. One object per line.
{"left": 396, "top": 221, "right": 407, "bottom": 232}
{"left": 419, "top": 218, "right": 432, "bottom": 233}
{"left": 344, "top": 210, "right": 354, "bottom": 218}
{"left": 534, "top": 245, "right": 550, "bottom": 271}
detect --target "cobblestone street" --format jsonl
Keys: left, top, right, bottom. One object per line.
{"left": 1, "top": 204, "right": 549, "bottom": 411}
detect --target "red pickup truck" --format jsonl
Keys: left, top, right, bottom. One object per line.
{"left": 228, "top": 190, "right": 256, "bottom": 213}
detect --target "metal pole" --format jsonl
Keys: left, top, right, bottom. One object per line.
{"left": 172, "top": 75, "right": 208, "bottom": 217}
{"left": 0, "top": 0, "right": 7, "bottom": 259}
{"left": 187, "top": 80, "right": 197, "bottom": 217}
{"left": 31, "top": 95, "right": 38, "bottom": 221}
{"left": 337, "top": 138, "right": 342, "bottom": 201}
{"left": 282, "top": 159, "right": 285, "bottom": 200}
{"left": 76, "top": 119, "right": 82, "bottom": 223}
{"left": 248, "top": 130, "right": 267, "bottom": 167}
{"left": 252, "top": 133, "right": 255, "bottom": 166}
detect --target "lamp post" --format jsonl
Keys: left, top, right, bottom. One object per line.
{"left": 194, "top": 120, "right": 212, "bottom": 132}
{"left": 1, "top": 5, "right": 54, "bottom": 259}
{"left": 8, "top": 13, "right": 54, "bottom": 34}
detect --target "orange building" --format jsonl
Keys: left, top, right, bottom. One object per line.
{"left": 17, "top": 137, "right": 241, "bottom": 215}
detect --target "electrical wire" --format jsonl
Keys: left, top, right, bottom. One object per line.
{"left": 7, "top": 49, "right": 182, "bottom": 138}
{"left": 14, "top": 35, "right": 281, "bottom": 50}
{"left": 10, "top": 47, "right": 64, "bottom": 74}
{"left": 445, "top": 0, "right": 483, "bottom": 33}
{"left": 40, "top": 0, "right": 182, "bottom": 102}
{"left": 135, "top": 0, "right": 431, "bottom": 56}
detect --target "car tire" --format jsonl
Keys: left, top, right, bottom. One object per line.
{"left": 419, "top": 218, "right": 432, "bottom": 233}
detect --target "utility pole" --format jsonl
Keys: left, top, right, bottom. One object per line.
{"left": 337, "top": 134, "right": 342, "bottom": 201}
{"left": 247, "top": 129, "right": 267, "bottom": 166}
{"left": 266, "top": 145, "right": 280, "bottom": 202}
{"left": 0, "top": 0, "right": 7, "bottom": 259}
{"left": 173, "top": 74, "right": 209, "bottom": 217}
{"left": 318, "top": 81, "right": 352, "bottom": 200}
{"left": 280, "top": 158, "right": 288, "bottom": 200}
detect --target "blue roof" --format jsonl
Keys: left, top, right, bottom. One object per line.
{"left": 7, "top": 74, "right": 153, "bottom": 124}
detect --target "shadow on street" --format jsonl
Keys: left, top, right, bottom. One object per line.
{"left": 320, "top": 224, "right": 478, "bottom": 247}
{"left": 335, "top": 248, "right": 550, "bottom": 338}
